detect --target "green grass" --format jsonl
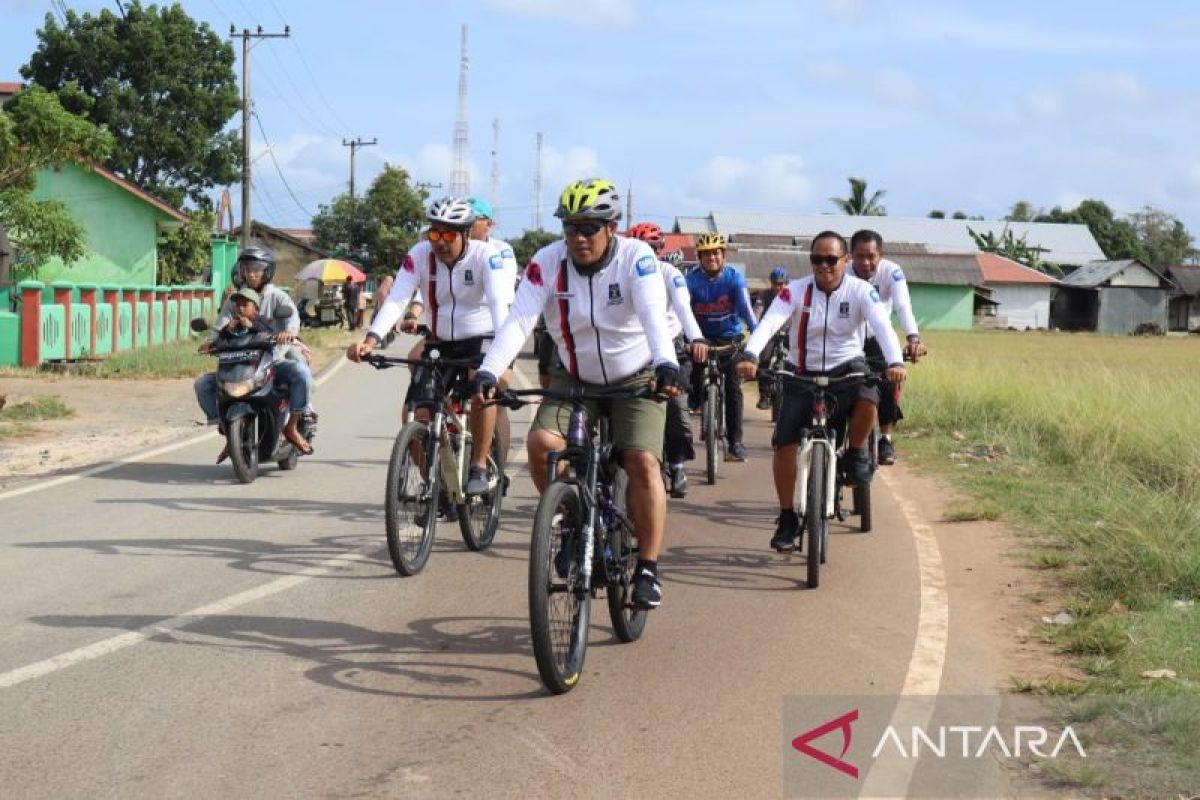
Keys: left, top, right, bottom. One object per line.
{"left": 95, "top": 338, "right": 212, "bottom": 379}
{"left": 904, "top": 330, "right": 1200, "bottom": 795}
{"left": 0, "top": 395, "right": 73, "bottom": 438}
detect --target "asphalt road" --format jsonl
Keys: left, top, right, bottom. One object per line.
{"left": 0, "top": 338, "right": 1021, "bottom": 798}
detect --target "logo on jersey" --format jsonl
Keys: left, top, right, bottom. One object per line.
{"left": 869, "top": 289, "right": 881, "bottom": 303}
{"left": 501, "top": 247, "right": 514, "bottom": 259}
{"left": 892, "top": 268, "right": 904, "bottom": 282}
{"left": 607, "top": 283, "right": 623, "bottom": 305}
{"left": 489, "top": 254, "right": 504, "bottom": 271}
{"left": 838, "top": 301, "right": 851, "bottom": 318}
{"left": 673, "top": 275, "right": 686, "bottom": 288}
{"left": 402, "top": 254, "right": 415, "bottom": 273}
{"left": 778, "top": 286, "right": 792, "bottom": 303}
{"left": 464, "top": 269, "right": 475, "bottom": 285}
{"left": 525, "top": 263, "right": 543, "bottom": 286}
{"left": 635, "top": 255, "right": 656, "bottom": 277}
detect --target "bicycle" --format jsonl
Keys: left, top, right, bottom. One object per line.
{"left": 699, "top": 342, "right": 739, "bottom": 484}
{"left": 759, "top": 332, "right": 789, "bottom": 423}
{"left": 495, "top": 384, "right": 654, "bottom": 694}
{"left": 367, "top": 348, "right": 506, "bottom": 576}
{"left": 765, "top": 368, "right": 875, "bottom": 589}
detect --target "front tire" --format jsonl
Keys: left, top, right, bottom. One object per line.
{"left": 704, "top": 383, "right": 719, "bottom": 485}
{"left": 529, "top": 480, "right": 590, "bottom": 694}
{"left": 806, "top": 446, "right": 828, "bottom": 589}
{"left": 458, "top": 433, "right": 504, "bottom": 551}
{"left": 385, "top": 422, "right": 438, "bottom": 576}
{"left": 604, "top": 466, "right": 646, "bottom": 643}
{"left": 228, "top": 415, "right": 259, "bottom": 484}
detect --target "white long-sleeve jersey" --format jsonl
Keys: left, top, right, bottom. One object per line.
{"left": 661, "top": 261, "right": 704, "bottom": 342}
{"left": 744, "top": 274, "right": 903, "bottom": 372}
{"left": 480, "top": 237, "right": 679, "bottom": 384}
{"left": 857, "top": 258, "right": 919, "bottom": 339}
{"left": 369, "top": 238, "right": 514, "bottom": 342}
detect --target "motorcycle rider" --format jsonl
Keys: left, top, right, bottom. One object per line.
{"left": 195, "top": 246, "right": 314, "bottom": 461}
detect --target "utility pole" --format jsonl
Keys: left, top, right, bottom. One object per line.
{"left": 231, "top": 24, "right": 290, "bottom": 248}
{"left": 415, "top": 181, "right": 444, "bottom": 198}
{"left": 626, "top": 183, "right": 633, "bottom": 226}
{"left": 450, "top": 24, "right": 471, "bottom": 197}
{"left": 341, "top": 137, "right": 378, "bottom": 198}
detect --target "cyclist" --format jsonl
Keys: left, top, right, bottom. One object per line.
{"left": 735, "top": 231, "right": 906, "bottom": 551}
{"left": 473, "top": 178, "right": 681, "bottom": 609}
{"left": 629, "top": 222, "right": 709, "bottom": 498}
{"left": 686, "top": 232, "right": 757, "bottom": 461}
{"left": 849, "top": 229, "right": 923, "bottom": 465}
{"left": 754, "top": 266, "right": 790, "bottom": 410}
{"left": 195, "top": 246, "right": 314, "bottom": 461}
{"left": 346, "top": 197, "right": 514, "bottom": 497}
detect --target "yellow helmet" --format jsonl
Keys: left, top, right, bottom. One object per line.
{"left": 554, "top": 178, "right": 622, "bottom": 221}
{"left": 694, "top": 232, "right": 727, "bottom": 252}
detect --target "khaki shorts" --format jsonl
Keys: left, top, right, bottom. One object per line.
{"left": 532, "top": 368, "right": 665, "bottom": 459}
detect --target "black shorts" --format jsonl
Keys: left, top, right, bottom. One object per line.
{"left": 771, "top": 360, "right": 879, "bottom": 448}
{"left": 863, "top": 338, "right": 904, "bottom": 426}
{"left": 536, "top": 328, "right": 561, "bottom": 376}
{"left": 407, "top": 336, "right": 487, "bottom": 409}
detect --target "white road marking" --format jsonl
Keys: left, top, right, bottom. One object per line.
{"left": 859, "top": 468, "right": 949, "bottom": 799}
{"left": 0, "top": 356, "right": 350, "bottom": 503}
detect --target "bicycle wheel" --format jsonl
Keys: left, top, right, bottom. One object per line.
{"left": 704, "top": 383, "right": 719, "bottom": 484}
{"left": 604, "top": 465, "right": 646, "bottom": 643}
{"left": 227, "top": 414, "right": 259, "bottom": 484}
{"left": 806, "top": 446, "right": 828, "bottom": 589}
{"left": 384, "top": 421, "right": 438, "bottom": 576}
{"left": 458, "top": 432, "right": 504, "bottom": 551}
{"left": 529, "top": 480, "right": 590, "bottom": 694}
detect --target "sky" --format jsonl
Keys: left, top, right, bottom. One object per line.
{"left": 3, "top": 0, "right": 1200, "bottom": 241}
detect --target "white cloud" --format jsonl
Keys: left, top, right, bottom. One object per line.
{"left": 805, "top": 59, "right": 931, "bottom": 110}
{"left": 482, "top": 0, "right": 638, "bottom": 29}
{"left": 689, "top": 154, "right": 813, "bottom": 209}
{"left": 1073, "top": 70, "right": 1153, "bottom": 105}
{"left": 1023, "top": 89, "right": 1064, "bottom": 119}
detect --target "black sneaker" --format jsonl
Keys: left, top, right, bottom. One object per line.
{"left": 756, "top": 396, "right": 771, "bottom": 410}
{"left": 669, "top": 463, "right": 688, "bottom": 498}
{"left": 465, "top": 465, "right": 490, "bottom": 495}
{"left": 553, "top": 525, "right": 576, "bottom": 580}
{"left": 842, "top": 448, "right": 873, "bottom": 486}
{"left": 771, "top": 509, "right": 801, "bottom": 551}
{"left": 877, "top": 436, "right": 896, "bottom": 466}
{"left": 631, "top": 567, "right": 663, "bottom": 609}
{"left": 727, "top": 442, "right": 748, "bottom": 462}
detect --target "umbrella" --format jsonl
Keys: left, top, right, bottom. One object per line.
{"left": 296, "top": 259, "right": 367, "bottom": 283}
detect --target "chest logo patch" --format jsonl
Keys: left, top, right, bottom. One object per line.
{"left": 607, "top": 283, "right": 623, "bottom": 305}
{"left": 838, "top": 301, "right": 851, "bottom": 318}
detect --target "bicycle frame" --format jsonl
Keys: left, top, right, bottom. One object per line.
{"left": 793, "top": 387, "right": 841, "bottom": 520}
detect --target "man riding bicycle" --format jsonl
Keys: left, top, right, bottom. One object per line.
{"left": 473, "top": 178, "right": 681, "bottom": 609}
{"left": 628, "top": 222, "right": 709, "bottom": 498}
{"left": 735, "top": 231, "right": 906, "bottom": 551}
{"left": 849, "top": 229, "right": 923, "bottom": 466}
{"left": 754, "top": 266, "right": 790, "bottom": 411}
{"left": 686, "top": 232, "right": 757, "bottom": 462}
{"left": 346, "top": 196, "right": 514, "bottom": 497}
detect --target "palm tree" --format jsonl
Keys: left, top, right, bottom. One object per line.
{"left": 830, "top": 177, "right": 887, "bottom": 216}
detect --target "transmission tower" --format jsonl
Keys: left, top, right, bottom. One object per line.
{"left": 450, "top": 24, "right": 470, "bottom": 197}
{"left": 490, "top": 118, "right": 500, "bottom": 201}
{"left": 533, "top": 132, "right": 543, "bottom": 231}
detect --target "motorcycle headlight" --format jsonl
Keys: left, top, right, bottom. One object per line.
{"left": 221, "top": 379, "right": 256, "bottom": 398}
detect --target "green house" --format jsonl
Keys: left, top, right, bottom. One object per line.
{"left": 29, "top": 162, "right": 188, "bottom": 285}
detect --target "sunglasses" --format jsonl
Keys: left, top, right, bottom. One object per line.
{"left": 426, "top": 229, "right": 460, "bottom": 243}
{"left": 562, "top": 221, "right": 606, "bottom": 238}
{"left": 810, "top": 254, "right": 843, "bottom": 267}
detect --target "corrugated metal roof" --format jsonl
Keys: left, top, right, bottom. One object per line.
{"left": 676, "top": 211, "right": 1105, "bottom": 265}
{"left": 726, "top": 248, "right": 979, "bottom": 287}
{"left": 1166, "top": 264, "right": 1200, "bottom": 296}
{"left": 977, "top": 252, "right": 1058, "bottom": 285}
{"left": 1061, "top": 259, "right": 1162, "bottom": 287}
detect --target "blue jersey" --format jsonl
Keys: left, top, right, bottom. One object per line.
{"left": 686, "top": 265, "right": 757, "bottom": 341}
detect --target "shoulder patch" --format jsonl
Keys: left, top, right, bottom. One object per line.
{"left": 525, "top": 262, "right": 543, "bottom": 287}
{"left": 869, "top": 288, "right": 881, "bottom": 303}
{"left": 778, "top": 286, "right": 791, "bottom": 303}
{"left": 672, "top": 275, "right": 686, "bottom": 288}
{"left": 891, "top": 268, "right": 904, "bottom": 282}
{"left": 635, "top": 255, "right": 656, "bottom": 277}
{"left": 489, "top": 253, "right": 503, "bottom": 270}
{"left": 501, "top": 247, "right": 514, "bottom": 259}
{"left": 402, "top": 254, "right": 415, "bottom": 273}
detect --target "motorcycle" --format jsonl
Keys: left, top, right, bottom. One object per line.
{"left": 191, "top": 314, "right": 316, "bottom": 483}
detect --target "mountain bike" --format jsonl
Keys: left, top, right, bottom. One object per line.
{"left": 766, "top": 368, "right": 874, "bottom": 589}
{"left": 367, "top": 348, "right": 505, "bottom": 576}
{"left": 699, "top": 342, "right": 739, "bottom": 484}
{"left": 496, "top": 384, "right": 653, "bottom": 694}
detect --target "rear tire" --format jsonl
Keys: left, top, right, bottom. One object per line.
{"left": 854, "top": 482, "right": 872, "bottom": 532}
{"left": 529, "top": 480, "right": 590, "bottom": 694}
{"left": 806, "top": 446, "right": 828, "bottom": 589}
{"left": 704, "top": 383, "right": 719, "bottom": 485}
{"left": 605, "top": 466, "right": 646, "bottom": 643}
{"left": 228, "top": 415, "right": 259, "bottom": 484}
{"left": 385, "top": 422, "right": 438, "bottom": 576}
{"left": 458, "top": 433, "right": 504, "bottom": 551}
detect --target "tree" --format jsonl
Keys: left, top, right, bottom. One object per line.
{"left": 968, "top": 225, "right": 1061, "bottom": 276}
{"left": 509, "top": 228, "right": 558, "bottom": 266}
{"left": 1005, "top": 201, "right": 1038, "bottom": 222}
{"left": 1035, "top": 199, "right": 1145, "bottom": 261}
{"left": 157, "top": 209, "right": 215, "bottom": 284}
{"left": 21, "top": 2, "right": 240, "bottom": 208}
{"left": 0, "top": 85, "right": 112, "bottom": 280}
{"left": 312, "top": 164, "right": 427, "bottom": 274}
{"left": 1128, "top": 206, "right": 1197, "bottom": 267}
{"left": 830, "top": 177, "right": 886, "bottom": 216}
{"left": 927, "top": 210, "right": 945, "bottom": 219}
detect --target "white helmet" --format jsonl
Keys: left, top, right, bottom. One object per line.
{"left": 427, "top": 196, "right": 477, "bottom": 229}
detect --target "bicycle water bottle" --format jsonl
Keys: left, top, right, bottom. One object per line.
{"left": 567, "top": 407, "right": 587, "bottom": 448}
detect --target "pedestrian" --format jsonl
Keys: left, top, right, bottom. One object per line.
{"left": 342, "top": 276, "right": 360, "bottom": 330}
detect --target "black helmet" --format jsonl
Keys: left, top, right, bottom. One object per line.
{"left": 236, "top": 246, "right": 277, "bottom": 285}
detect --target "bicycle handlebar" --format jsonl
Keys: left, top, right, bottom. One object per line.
{"left": 490, "top": 384, "right": 655, "bottom": 410}
{"left": 763, "top": 369, "right": 872, "bottom": 388}
{"left": 365, "top": 351, "right": 482, "bottom": 371}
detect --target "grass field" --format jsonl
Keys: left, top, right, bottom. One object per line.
{"left": 902, "top": 330, "right": 1200, "bottom": 796}
{"left": 0, "top": 395, "right": 73, "bottom": 438}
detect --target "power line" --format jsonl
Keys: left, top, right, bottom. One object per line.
{"left": 253, "top": 110, "right": 315, "bottom": 219}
